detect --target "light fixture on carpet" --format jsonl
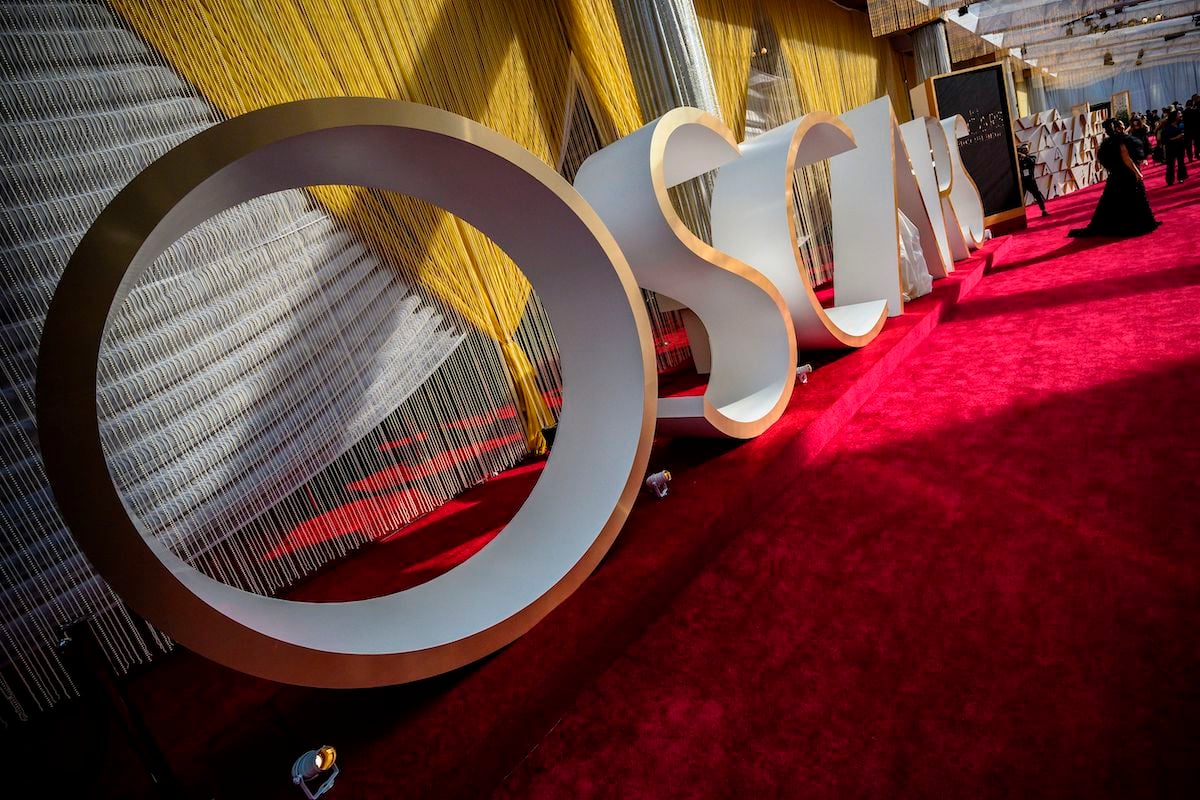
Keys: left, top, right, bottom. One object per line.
{"left": 292, "top": 746, "right": 338, "bottom": 799}
{"left": 797, "top": 363, "right": 814, "bottom": 383}
{"left": 1103, "top": 51, "right": 1114, "bottom": 65}
{"left": 645, "top": 470, "right": 672, "bottom": 498}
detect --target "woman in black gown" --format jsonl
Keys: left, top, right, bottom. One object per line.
{"left": 1069, "top": 119, "right": 1160, "bottom": 238}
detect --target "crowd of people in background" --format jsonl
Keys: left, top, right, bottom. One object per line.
{"left": 1022, "top": 93, "right": 1197, "bottom": 238}
{"left": 1064, "top": 93, "right": 1200, "bottom": 237}
{"left": 1132, "top": 93, "right": 1198, "bottom": 185}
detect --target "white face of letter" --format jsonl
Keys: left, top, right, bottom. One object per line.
{"left": 574, "top": 108, "right": 796, "bottom": 439}
{"left": 941, "top": 114, "right": 987, "bottom": 249}
{"left": 710, "top": 112, "right": 888, "bottom": 350}
{"left": 36, "top": 99, "right": 657, "bottom": 687}
{"left": 899, "top": 116, "right": 957, "bottom": 276}
{"left": 830, "top": 96, "right": 949, "bottom": 318}
{"left": 925, "top": 116, "right": 972, "bottom": 262}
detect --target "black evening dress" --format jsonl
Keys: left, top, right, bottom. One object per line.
{"left": 1068, "top": 135, "right": 1160, "bottom": 238}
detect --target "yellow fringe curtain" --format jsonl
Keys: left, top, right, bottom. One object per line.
{"left": 559, "top": 1, "right": 645, "bottom": 139}
{"left": 688, "top": 1, "right": 910, "bottom": 287}
{"left": 692, "top": 1, "right": 908, "bottom": 143}
{"left": 112, "top": 0, "right": 640, "bottom": 453}
{"left": 762, "top": 0, "right": 907, "bottom": 119}
{"left": 693, "top": 0, "right": 755, "bottom": 142}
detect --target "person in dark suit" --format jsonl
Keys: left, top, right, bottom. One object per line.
{"left": 1160, "top": 109, "right": 1188, "bottom": 185}
{"left": 1183, "top": 97, "right": 1199, "bottom": 162}
{"left": 1128, "top": 114, "right": 1152, "bottom": 164}
{"left": 1017, "top": 143, "right": 1047, "bottom": 216}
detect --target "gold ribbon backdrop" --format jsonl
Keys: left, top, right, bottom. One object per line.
{"left": 113, "top": 0, "right": 644, "bottom": 454}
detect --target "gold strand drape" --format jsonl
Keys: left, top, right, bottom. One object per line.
{"left": 559, "top": 0, "right": 645, "bottom": 139}
{"left": 112, "top": 0, "right": 639, "bottom": 453}
{"left": 692, "top": 1, "right": 907, "bottom": 141}
{"left": 690, "top": 1, "right": 910, "bottom": 286}
{"left": 762, "top": 0, "right": 907, "bottom": 118}
{"left": 693, "top": 0, "right": 755, "bottom": 142}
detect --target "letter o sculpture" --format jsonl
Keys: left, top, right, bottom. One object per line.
{"left": 36, "top": 99, "right": 656, "bottom": 687}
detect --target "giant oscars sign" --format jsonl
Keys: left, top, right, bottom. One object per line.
{"left": 38, "top": 97, "right": 985, "bottom": 687}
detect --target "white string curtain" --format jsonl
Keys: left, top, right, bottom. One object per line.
{"left": 0, "top": 0, "right": 557, "bottom": 721}
{"left": 742, "top": 10, "right": 842, "bottom": 288}
{"left": 612, "top": 0, "right": 722, "bottom": 241}
{"left": 1045, "top": 60, "right": 1200, "bottom": 112}
{"left": 613, "top": 0, "right": 724, "bottom": 121}
{"left": 610, "top": 0, "right": 718, "bottom": 361}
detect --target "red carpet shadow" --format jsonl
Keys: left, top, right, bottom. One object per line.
{"left": 984, "top": 237, "right": 1109, "bottom": 275}
{"left": 952, "top": 262, "right": 1200, "bottom": 323}
{"left": 493, "top": 356, "right": 1200, "bottom": 800}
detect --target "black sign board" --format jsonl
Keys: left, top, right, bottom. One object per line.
{"left": 932, "top": 64, "right": 1022, "bottom": 221}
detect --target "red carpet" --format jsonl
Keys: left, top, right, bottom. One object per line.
{"left": 493, "top": 163, "right": 1200, "bottom": 798}
{"left": 70, "top": 162, "right": 1199, "bottom": 798}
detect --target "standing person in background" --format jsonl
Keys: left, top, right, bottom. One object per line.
{"left": 1160, "top": 109, "right": 1188, "bottom": 185}
{"left": 1119, "top": 118, "right": 1145, "bottom": 162}
{"left": 1129, "top": 114, "right": 1152, "bottom": 164}
{"left": 1183, "top": 97, "right": 1199, "bottom": 162}
{"left": 1017, "top": 143, "right": 1048, "bottom": 217}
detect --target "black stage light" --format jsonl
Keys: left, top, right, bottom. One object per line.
{"left": 292, "top": 746, "right": 339, "bottom": 799}
{"left": 957, "top": 5, "right": 969, "bottom": 17}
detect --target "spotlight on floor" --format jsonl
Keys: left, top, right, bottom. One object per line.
{"left": 292, "top": 746, "right": 339, "bottom": 799}
{"left": 645, "top": 470, "right": 672, "bottom": 498}
{"left": 1103, "top": 51, "right": 1114, "bottom": 65}
{"left": 957, "top": 5, "right": 969, "bottom": 16}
